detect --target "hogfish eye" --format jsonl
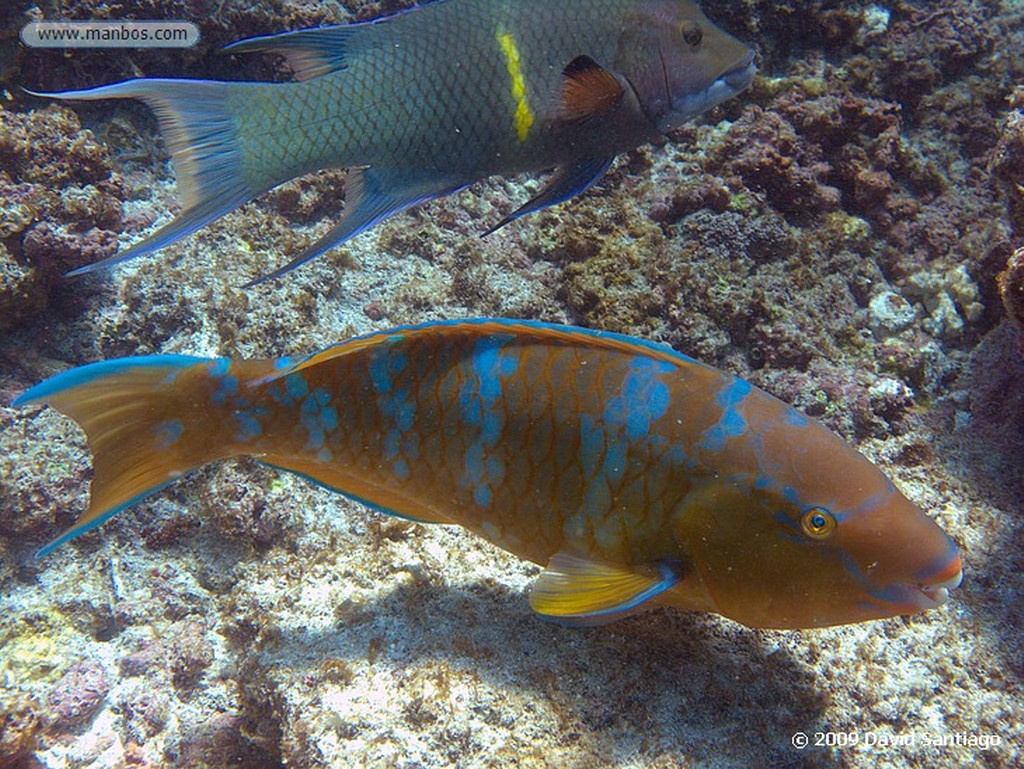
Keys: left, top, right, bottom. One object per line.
{"left": 679, "top": 22, "right": 703, "bottom": 47}
{"left": 801, "top": 507, "right": 836, "bottom": 539}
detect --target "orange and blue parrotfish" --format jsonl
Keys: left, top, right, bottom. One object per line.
{"left": 14, "top": 319, "right": 961, "bottom": 629}
{"left": 31, "top": 0, "right": 755, "bottom": 283}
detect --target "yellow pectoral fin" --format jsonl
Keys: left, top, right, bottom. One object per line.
{"left": 529, "top": 552, "right": 681, "bottom": 627}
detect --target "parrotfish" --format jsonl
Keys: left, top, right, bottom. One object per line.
{"left": 15, "top": 319, "right": 961, "bottom": 629}
{"left": 31, "top": 0, "right": 755, "bottom": 283}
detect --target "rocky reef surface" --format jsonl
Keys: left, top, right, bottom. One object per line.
{"left": 1, "top": 0, "right": 1023, "bottom": 766}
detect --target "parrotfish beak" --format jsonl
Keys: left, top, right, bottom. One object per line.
{"left": 877, "top": 546, "right": 962, "bottom": 616}
{"left": 909, "top": 552, "right": 963, "bottom": 610}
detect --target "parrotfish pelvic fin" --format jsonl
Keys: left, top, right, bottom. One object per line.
{"left": 245, "top": 168, "right": 466, "bottom": 286}
{"left": 27, "top": 80, "right": 259, "bottom": 277}
{"left": 12, "top": 355, "right": 214, "bottom": 556}
{"left": 481, "top": 156, "right": 614, "bottom": 237}
{"left": 530, "top": 551, "right": 681, "bottom": 627}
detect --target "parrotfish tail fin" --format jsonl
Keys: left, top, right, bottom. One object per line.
{"left": 13, "top": 355, "right": 227, "bottom": 556}
{"left": 245, "top": 168, "right": 466, "bottom": 286}
{"left": 481, "top": 156, "right": 614, "bottom": 237}
{"left": 26, "top": 79, "right": 260, "bottom": 276}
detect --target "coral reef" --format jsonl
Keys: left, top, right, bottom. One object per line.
{"left": 47, "top": 659, "right": 109, "bottom": 730}
{"left": 0, "top": 104, "right": 124, "bottom": 332}
{"left": 0, "top": 0, "right": 1023, "bottom": 767}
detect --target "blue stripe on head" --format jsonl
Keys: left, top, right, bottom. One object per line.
{"left": 911, "top": 535, "right": 960, "bottom": 583}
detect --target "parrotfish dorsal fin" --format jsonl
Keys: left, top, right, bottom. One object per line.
{"left": 223, "top": 25, "right": 361, "bottom": 81}
{"left": 530, "top": 552, "right": 680, "bottom": 627}
{"left": 559, "top": 55, "right": 626, "bottom": 122}
{"left": 257, "top": 318, "right": 701, "bottom": 384}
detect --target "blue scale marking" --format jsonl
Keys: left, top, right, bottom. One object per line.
{"left": 458, "top": 335, "right": 517, "bottom": 508}
{"left": 697, "top": 377, "right": 753, "bottom": 452}
{"left": 299, "top": 386, "right": 337, "bottom": 451}
{"left": 153, "top": 419, "right": 183, "bottom": 448}
{"left": 234, "top": 411, "right": 263, "bottom": 441}
{"left": 211, "top": 374, "right": 239, "bottom": 406}
{"left": 573, "top": 356, "right": 674, "bottom": 531}
{"left": 369, "top": 341, "right": 418, "bottom": 480}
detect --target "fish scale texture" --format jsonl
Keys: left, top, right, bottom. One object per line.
{"left": 188, "top": 325, "right": 748, "bottom": 567}
{"left": 233, "top": 0, "right": 655, "bottom": 189}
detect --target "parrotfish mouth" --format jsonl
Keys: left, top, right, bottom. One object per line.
{"left": 906, "top": 555, "right": 964, "bottom": 611}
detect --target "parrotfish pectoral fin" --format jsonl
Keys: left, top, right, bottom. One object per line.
{"left": 223, "top": 24, "right": 359, "bottom": 81}
{"left": 481, "top": 156, "right": 614, "bottom": 237}
{"left": 13, "top": 355, "right": 214, "bottom": 556}
{"left": 529, "top": 551, "right": 681, "bottom": 627}
{"left": 558, "top": 56, "right": 626, "bottom": 122}
{"left": 27, "top": 80, "right": 260, "bottom": 276}
{"left": 245, "top": 168, "right": 464, "bottom": 286}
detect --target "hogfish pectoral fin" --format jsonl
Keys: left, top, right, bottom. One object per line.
{"left": 556, "top": 55, "right": 627, "bottom": 123}
{"left": 529, "top": 551, "right": 681, "bottom": 627}
{"left": 481, "top": 156, "right": 614, "bottom": 237}
{"left": 244, "top": 167, "right": 466, "bottom": 286}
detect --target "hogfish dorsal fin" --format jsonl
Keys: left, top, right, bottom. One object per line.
{"left": 222, "top": 5, "right": 419, "bottom": 82}
{"left": 530, "top": 552, "right": 681, "bottom": 627}
{"left": 223, "top": 25, "right": 360, "bottom": 80}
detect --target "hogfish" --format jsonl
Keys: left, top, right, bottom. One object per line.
{"left": 32, "top": 0, "right": 755, "bottom": 283}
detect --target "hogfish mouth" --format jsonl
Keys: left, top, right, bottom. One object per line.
{"left": 722, "top": 51, "right": 757, "bottom": 92}
{"left": 657, "top": 50, "right": 756, "bottom": 131}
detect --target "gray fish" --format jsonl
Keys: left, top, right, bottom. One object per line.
{"left": 32, "top": 0, "right": 755, "bottom": 283}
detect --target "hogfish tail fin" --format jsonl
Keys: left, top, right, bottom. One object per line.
{"left": 13, "top": 355, "right": 263, "bottom": 556}
{"left": 26, "top": 79, "right": 269, "bottom": 276}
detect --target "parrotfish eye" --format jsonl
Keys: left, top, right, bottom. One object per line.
{"left": 800, "top": 507, "right": 836, "bottom": 539}
{"left": 680, "top": 22, "right": 703, "bottom": 47}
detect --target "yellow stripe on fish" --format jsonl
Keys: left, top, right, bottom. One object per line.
{"left": 496, "top": 28, "right": 535, "bottom": 142}
{"left": 15, "top": 319, "right": 962, "bottom": 630}
{"left": 30, "top": 0, "right": 757, "bottom": 283}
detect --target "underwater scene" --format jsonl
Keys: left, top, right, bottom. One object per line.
{"left": 0, "top": 0, "right": 1022, "bottom": 766}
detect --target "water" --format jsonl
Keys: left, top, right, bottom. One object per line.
{"left": 0, "top": 0, "right": 1021, "bottom": 766}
